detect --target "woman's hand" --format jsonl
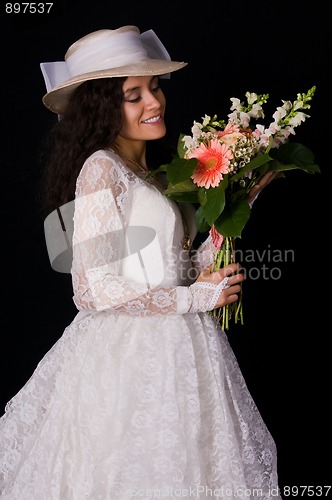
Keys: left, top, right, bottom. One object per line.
{"left": 247, "top": 171, "right": 278, "bottom": 206}
{"left": 196, "top": 262, "right": 245, "bottom": 309}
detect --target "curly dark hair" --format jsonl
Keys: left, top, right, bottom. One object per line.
{"left": 39, "top": 77, "right": 126, "bottom": 216}
{"left": 39, "top": 76, "right": 175, "bottom": 218}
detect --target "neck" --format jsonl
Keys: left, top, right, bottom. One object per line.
{"left": 111, "top": 140, "right": 147, "bottom": 171}
{"left": 125, "top": 157, "right": 149, "bottom": 174}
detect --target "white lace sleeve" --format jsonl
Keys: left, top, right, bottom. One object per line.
{"left": 71, "top": 151, "right": 193, "bottom": 316}
{"left": 191, "top": 234, "right": 218, "bottom": 274}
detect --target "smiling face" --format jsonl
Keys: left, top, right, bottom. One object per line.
{"left": 119, "top": 75, "right": 167, "bottom": 143}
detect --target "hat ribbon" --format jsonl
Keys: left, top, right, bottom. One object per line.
{"left": 40, "top": 29, "right": 172, "bottom": 94}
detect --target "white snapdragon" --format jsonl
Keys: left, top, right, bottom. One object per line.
{"left": 272, "top": 106, "right": 287, "bottom": 122}
{"left": 265, "top": 122, "right": 281, "bottom": 135}
{"left": 288, "top": 112, "right": 310, "bottom": 127}
{"left": 238, "top": 112, "right": 249, "bottom": 128}
{"left": 191, "top": 121, "right": 203, "bottom": 141}
{"left": 281, "top": 100, "right": 292, "bottom": 111}
{"left": 245, "top": 92, "right": 258, "bottom": 105}
{"left": 249, "top": 103, "right": 265, "bottom": 120}
{"left": 182, "top": 121, "right": 204, "bottom": 151}
{"left": 182, "top": 134, "right": 196, "bottom": 151}
{"left": 294, "top": 96, "right": 311, "bottom": 111}
{"left": 276, "top": 128, "right": 292, "bottom": 142}
{"left": 202, "top": 114, "right": 211, "bottom": 127}
{"left": 252, "top": 124, "right": 272, "bottom": 148}
{"left": 229, "top": 97, "right": 241, "bottom": 111}
{"left": 227, "top": 110, "right": 238, "bottom": 123}
{"left": 227, "top": 110, "right": 251, "bottom": 128}
{"left": 181, "top": 87, "right": 315, "bottom": 157}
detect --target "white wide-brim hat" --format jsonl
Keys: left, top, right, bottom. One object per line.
{"left": 40, "top": 25, "right": 187, "bottom": 114}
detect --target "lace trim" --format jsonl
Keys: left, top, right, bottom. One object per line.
{"left": 188, "top": 277, "right": 230, "bottom": 312}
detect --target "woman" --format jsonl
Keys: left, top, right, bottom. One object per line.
{"left": 0, "top": 26, "right": 280, "bottom": 499}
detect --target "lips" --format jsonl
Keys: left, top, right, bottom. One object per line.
{"left": 143, "top": 115, "right": 162, "bottom": 124}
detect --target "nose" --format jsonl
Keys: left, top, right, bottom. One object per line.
{"left": 144, "top": 91, "right": 161, "bottom": 110}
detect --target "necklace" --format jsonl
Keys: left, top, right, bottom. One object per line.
{"left": 125, "top": 157, "right": 149, "bottom": 177}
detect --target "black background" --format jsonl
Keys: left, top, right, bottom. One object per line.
{"left": 0, "top": 0, "right": 329, "bottom": 497}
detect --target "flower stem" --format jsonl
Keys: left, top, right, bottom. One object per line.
{"left": 210, "top": 236, "right": 244, "bottom": 329}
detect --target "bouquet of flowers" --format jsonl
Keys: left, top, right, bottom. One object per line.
{"left": 152, "top": 86, "right": 320, "bottom": 329}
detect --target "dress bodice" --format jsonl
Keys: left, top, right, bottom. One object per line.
{"left": 71, "top": 149, "right": 197, "bottom": 315}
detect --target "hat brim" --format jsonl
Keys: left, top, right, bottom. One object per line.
{"left": 42, "top": 59, "right": 187, "bottom": 114}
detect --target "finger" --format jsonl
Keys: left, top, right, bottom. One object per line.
{"left": 215, "top": 263, "right": 241, "bottom": 280}
{"left": 215, "top": 285, "right": 242, "bottom": 307}
{"left": 227, "top": 272, "right": 245, "bottom": 286}
{"left": 258, "top": 171, "right": 278, "bottom": 189}
{"left": 251, "top": 171, "right": 277, "bottom": 195}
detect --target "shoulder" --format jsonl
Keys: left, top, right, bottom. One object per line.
{"left": 76, "top": 149, "right": 136, "bottom": 196}
{"left": 79, "top": 149, "right": 125, "bottom": 180}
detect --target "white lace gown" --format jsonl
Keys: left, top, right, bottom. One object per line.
{"left": 0, "top": 150, "right": 281, "bottom": 499}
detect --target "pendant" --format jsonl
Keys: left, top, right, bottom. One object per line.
{"left": 181, "top": 234, "right": 191, "bottom": 252}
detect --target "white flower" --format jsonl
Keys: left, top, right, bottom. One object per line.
{"left": 249, "top": 103, "right": 265, "bottom": 119}
{"left": 281, "top": 99, "right": 293, "bottom": 112}
{"left": 239, "top": 111, "right": 250, "bottom": 128}
{"left": 182, "top": 134, "right": 195, "bottom": 152}
{"left": 202, "top": 114, "right": 211, "bottom": 127}
{"left": 229, "top": 97, "right": 241, "bottom": 111}
{"left": 272, "top": 107, "right": 287, "bottom": 122}
{"left": 268, "top": 122, "right": 282, "bottom": 135}
{"left": 245, "top": 91, "right": 258, "bottom": 105}
{"left": 191, "top": 121, "right": 203, "bottom": 141}
{"left": 288, "top": 112, "right": 309, "bottom": 127}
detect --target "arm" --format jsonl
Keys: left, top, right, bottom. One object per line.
{"left": 71, "top": 152, "right": 191, "bottom": 315}
{"left": 72, "top": 152, "right": 239, "bottom": 316}
{"left": 191, "top": 235, "right": 219, "bottom": 275}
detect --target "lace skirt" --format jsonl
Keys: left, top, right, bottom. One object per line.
{"left": 0, "top": 310, "right": 281, "bottom": 499}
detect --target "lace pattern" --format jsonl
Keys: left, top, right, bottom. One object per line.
{"left": 188, "top": 277, "right": 230, "bottom": 312}
{"left": 0, "top": 149, "right": 281, "bottom": 499}
{"left": 72, "top": 150, "right": 193, "bottom": 315}
{"left": 191, "top": 235, "right": 219, "bottom": 274}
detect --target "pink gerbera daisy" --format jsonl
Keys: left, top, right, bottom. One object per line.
{"left": 188, "top": 139, "right": 233, "bottom": 188}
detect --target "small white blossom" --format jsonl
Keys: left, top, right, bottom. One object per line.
{"left": 229, "top": 97, "right": 241, "bottom": 111}
{"left": 245, "top": 92, "right": 258, "bottom": 105}
{"left": 202, "top": 114, "right": 211, "bottom": 127}
{"left": 272, "top": 107, "right": 287, "bottom": 122}
{"left": 182, "top": 134, "right": 195, "bottom": 151}
{"left": 288, "top": 112, "right": 309, "bottom": 127}
{"left": 249, "top": 103, "right": 265, "bottom": 119}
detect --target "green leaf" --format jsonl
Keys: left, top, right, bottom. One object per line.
{"left": 164, "top": 178, "right": 198, "bottom": 195}
{"left": 269, "top": 142, "right": 320, "bottom": 174}
{"left": 197, "top": 188, "right": 207, "bottom": 207}
{"left": 165, "top": 192, "right": 199, "bottom": 203}
{"left": 214, "top": 199, "right": 251, "bottom": 238}
{"left": 177, "top": 134, "right": 188, "bottom": 158}
{"left": 148, "top": 164, "right": 168, "bottom": 176}
{"left": 201, "top": 177, "right": 228, "bottom": 225}
{"left": 167, "top": 157, "right": 198, "bottom": 185}
{"left": 195, "top": 206, "right": 211, "bottom": 233}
